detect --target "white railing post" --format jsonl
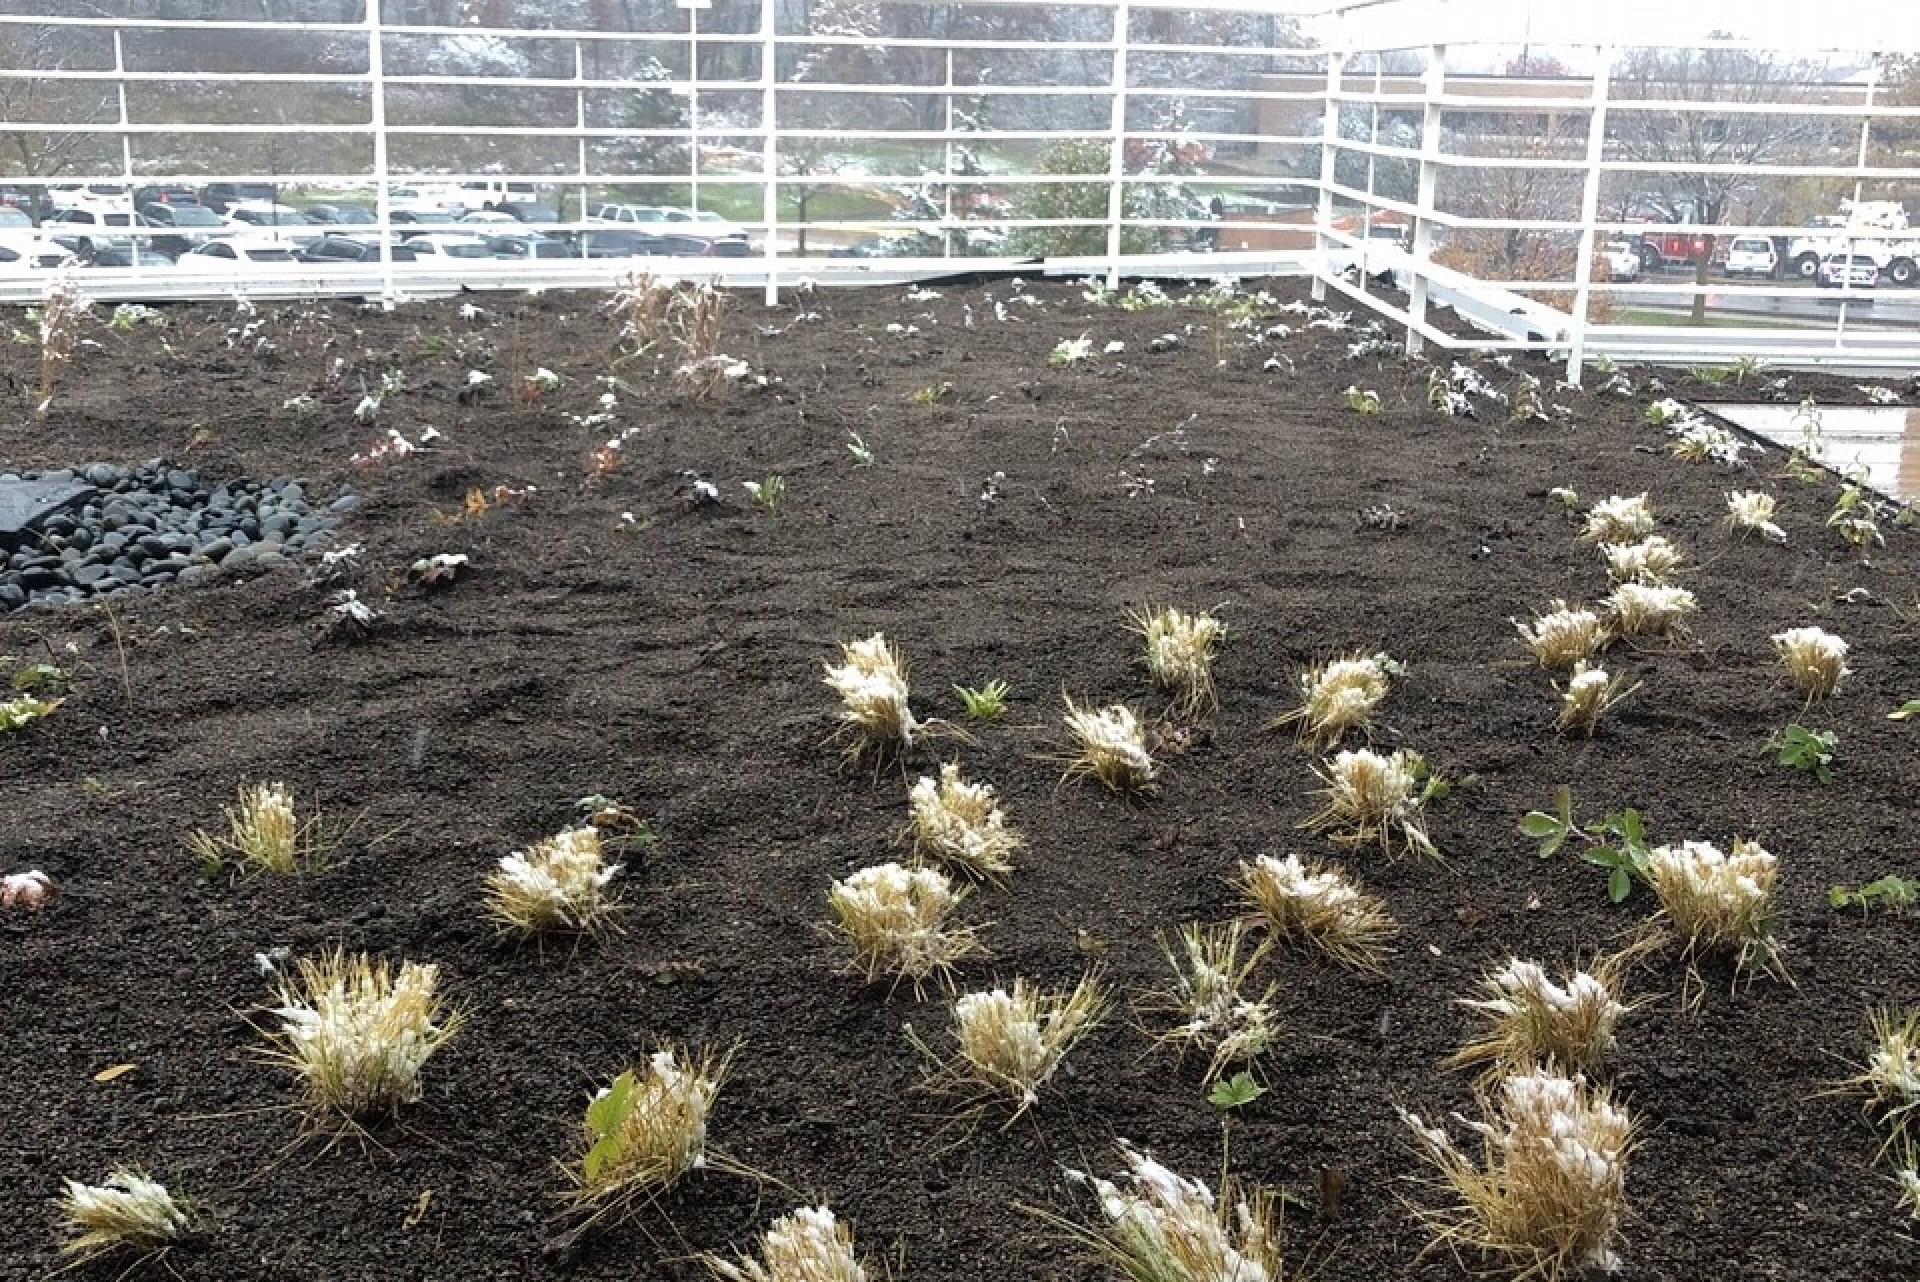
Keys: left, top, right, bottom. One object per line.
{"left": 575, "top": 39, "right": 588, "bottom": 227}
{"left": 760, "top": 0, "right": 777, "bottom": 304}
{"left": 687, "top": 2, "right": 701, "bottom": 215}
{"left": 1564, "top": 45, "right": 1613, "bottom": 384}
{"left": 1103, "top": 0, "right": 1130, "bottom": 287}
{"left": 366, "top": 1, "right": 393, "bottom": 308}
{"left": 1406, "top": 41, "right": 1445, "bottom": 356}
{"left": 943, "top": 47, "right": 955, "bottom": 261}
{"left": 1312, "top": 14, "right": 1344, "bottom": 303}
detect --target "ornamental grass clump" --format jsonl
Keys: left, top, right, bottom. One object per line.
{"left": 484, "top": 826, "right": 622, "bottom": 936}
{"left": 913, "top": 974, "right": 1108, "bottom": 1118}
{"left": 569, "top": 1046, "right": 731, "bottom": 1224}
{"left": 1235, "top": 852, "right": 1397, "bottom": 970}
{"left": 1129, "top": 606, "right": 1226, "bottom": 717}
{"left": 828, "top": 862, "right": 981, "bottom": 992}
{"left": 188, "top": 781, "right": 328, "bottom": 875}
{"left": 707, "top": 1206, "right": 868, "bottom": 1282}
{"left": 1726, "top": 490, "right": 1786, "bottom": 542}
{"left": 59, "top": 1169, "right": 195, "bottom": 1264}
{"left": 1839, "top": 1008, "right": 1920, "bottom": 1148}
{"left": 1061, "top": 696, "right": 1157, "bottom": 793}
{"left": 1055, "top": 1143, "right": 1289, "bottom": 1282}
{"left": 1580, "top": 493, "right": 1656, "bottom": 544}
{"left": 1400, "top": 1069, "right": 1633, "bottom": 1280}
{"left": 1646, "top": 838, "right": 1784, "bottom": 1000}
{"left": 1448, "top": 954, "right": 1636, "bottom": 1079}
{"left": 1304, "top": 748, "right": 1438, "bottom": 860}
{"left": 1269, "top": 653, "right": 1395, "bottom": 747}
{"left": 1513, "top": 602, "right": 1608, "bottom": 670}
{"left": 1599, "top": 535, "right": 1686, "bottom": 585}
{"left": 1772, "top": 626, "right": 1850, "bottom": 703}
{"left": 1148, "top": 921, "right": 1281, "bottom": 1081}
{"left": 263, "top": 950, "right": 461, "bottom": 1121}
{"left": 824, "top": 633, "right": 921, "bottom": 760}
{"left": 1555, "top": 662, "right": 1640, "bottom": 737}
{"left": 908, "top": 762, "right": 1022, "bottom": 880}
{"left": 1602, "top": 583, "right": 1697, "bottom": 641}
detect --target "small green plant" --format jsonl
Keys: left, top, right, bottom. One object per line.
{"left": 1781, "top": 451, "right": 1825, "bottom": 484}
{"left": 952, "top": 679, "right": 1010, "bottom": 721}
{"left": 1520, "top": 786, "right": 1653, "bottom": 903}
{"left": 0, "top": 693, "right": 61, "bottom": 731}
{"left": 844, "top": 430, "right": 875, "bottom": 466}
{"left": 107, "top": 302, "right": 161, "bottom": 334}
{"left": 1730, "top": 355, "right": 1769, "bottom": 384}
{"left": 58, "top": 1168, "right": 195, "bottom": 1264}
{"left": 743, "top": 475, "right": 787, "bottom": 513}
{"left": 908, "top": 382, "right": 953, "bottom": 407}
{"left": 8, "top": 661, "right": 70, "bottom": 695}
{"left": 569, "top": 1046, "right": 736, "bottom": 1227}
{"left": 1829, "top": 875, "right": 1919, "bottom": 913}
{"left": 1686, "top": 363, "right": 1732, "bottom": 386}
{"left": 1344, "top": 384, "right": 1382, "bottom": 415}
{"left": 1772, "top": 724, "right": 1837, "bottom": 784}
{"left": 1828, "top": 484, "right": 1884, "bottom": 551}
{"left": 1889, "top": 700, "right": 1920, "bottom": 722}
{"left": 1207, "top": 1071, "right": 1268, "bottom": 1111}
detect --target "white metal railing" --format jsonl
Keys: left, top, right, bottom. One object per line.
{"left": 0, "top": 1, "right": 1916, "bottom": 377}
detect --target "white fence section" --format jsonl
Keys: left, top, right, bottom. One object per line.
{"left": 1, "top": 0, "right": 1918, "bottom": 378}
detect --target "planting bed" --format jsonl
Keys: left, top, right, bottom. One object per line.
{"left": 1, "top": 279, "right": 1917, "bottom": 1282}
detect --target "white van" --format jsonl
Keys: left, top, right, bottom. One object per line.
{"left": 1725, "top": 237, "right": 1778, "bottom": 278}
{"left": 459, "top": 180, "right": 538, "bottom": 209}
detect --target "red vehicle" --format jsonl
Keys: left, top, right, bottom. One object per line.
{"left": 1629, "top": 225, "right": 1723, "bottom": 273}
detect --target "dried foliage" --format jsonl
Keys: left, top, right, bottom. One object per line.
{"left": 908, "top": 762, "right": 1022, "bottom": 880}
{"left": 913, "top": 974, "right": 1108, "bottom": 1120}
{"left": 1513, "top": 602, "right": 1608, "bottom": 670}
{"left": 1145, "top": 921, "right": 1282, "bottom": 1081}
{"left": 1599, "top": 535, "right": 1686, "bottom": 585}
{"left": 1268, "top": 653, "right": 1395, "bottom": 748}
{"left": 484, "top": 826, "right": 623, "bottom": 936}
{"left": 1580, "top": 493, "right": 1656, "bottom": 544}
{"left": 35, "top": 276, "right": 87, "bottom": 420}
{"left": 1838, "top": 1008, "right": 1920, "bottom": 1150}
{"left": 1052, "top": 1143, "right": 1290, "bottom": 1282}
{"left": 706, "top": 1206, "right": 869, "bottom": 1282}
{"left": 1449, "top": 952, "right": 1639, "bottom": 1079}
{"left": 1236, "top": 852, "right": 1397, "bottom": 970}
{"left": 1726, "top": 490, "right": 1786, "bottom": 542}
{"left": 824, "top": 633, "right": 921, "bottom": 761}
{"left": 188, "top": 781, "right": 329, "bottom": 876}
{"left": 1554, "top": 662, "right": 1641, "bottom": 737}
{"left": 1647, "top": 838, "right": 1786, "bottom": 1003}
{"left": 1129, "top": 605, "right": 1226, "bottom": 717}
{"left": 1303, "top": 748, "right": 1439, "bottom": 860}
{"left": 568, "top": 1046, "right": 732, "bottom": 1224}
{"left": 1772, "top": 626, "right": 1850, "bottom": 702}
{"left": 1061, "top": 696, "right": 1158, "bottom": 793}
{"left": 59, "top": 1169, "right": 194, "bottom": 1263}
{"left": 828, "top": 861, "right": 981, "bottom": 991}
{"left": 1602, "top": 583, "right": 1698, "bottom": 641}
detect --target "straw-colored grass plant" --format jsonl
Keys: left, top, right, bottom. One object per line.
{"left": 1268, "top": 652, "right": 1396, "bottom": 747}
{"left": 568, "top": 1045, "right": 733, "bottom": 1225}
{"left": 911, "top": 974, "right": 1108, "bottom": 1119}
{"left": 1602, "top": 583, "right": 1697, "bottom": 641}
{"left": 188, "top": 781, "right": 329, "bottom": 875}
{"left": 1400, "top": 1068, "right": 1633, "bottom": 1280}
{"left": 1061, "top": 696, "right": 1158, "bottom": 793}
{"left": 823, "top": 633, "right": 922, "bottom": 760}
{"left": 1129, "top": 605, "right": 1226, "bottom": 717}
{"left": 263, "top": 949, "right": 462, "bottom": 1121}
{"left": 1448, "top": 953, "right": 1638, "bottom": 1079}
{"left": 1146, "top": 921, "right": 1281, "bottom": 1081}
{"left": 706, "top": 1206, "right": 869, "bottom": 1282}
{"left": 828, "top": 862, "right": 981, "bottom": 991}
{"left": 1580, "top": 493, "right": 1656, "bottom": 544}
{"left": 1599, "top": 535, "right": 1685, "bottom": 585}
{"left": 1514, "top": 602, "right": 1608, "bottom": 670}
{"left": 1646, "top": 838, "right": 1785, "bottom": 1004}
{"left": 1236, "top": 853, "right": 1397, "bottom": 970}
{"left": 58, "top": 1169, "right": 195, "bottom": 1264}
{"left": 1771, "top": 626, "right": 1849, "bottom": 703}
{"left": 1304, "top": 748, "right": 1439, "bottom": 860}
{"left": 1554, "top": 662, "right": 1641, "bottom": 737}
{"left": 1053, "top": 1143, "right": 1289, "bottom": 1282}
{"left": 1837, "top": 1008, "right": 1920, "bottom": 1149}
{"left": 484, "top": 826, "right": 622, "bottom": 935}
{"left": 1726, "top": 490, "right": 1786, "bottom": 542}
{"left": 908, "top": 762, "right": 1023, "bottom": 880}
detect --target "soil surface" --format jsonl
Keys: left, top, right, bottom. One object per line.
{"left": 1, "top": 278, "right": 1917, "bottom": 1282}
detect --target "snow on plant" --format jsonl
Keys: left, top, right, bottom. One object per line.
{"left": 1772, "top": 626, "right": 1850, "bottom": 702}
{"left": 1602, "top": 582, "right": 1697, "bottom": 641}
{"left": 1555, "top": 662, "right": 1640, "bottom": 737}
{"left": 1856, "top": 384, "right": 1901, "bottom": 406}
{"left": 1236, "top": 853, "right": 1397, "bottom": 970}
{"left": 0, "top": 868, "right": 55, "bottom": 909}
{"left": 706, "top": 1206, "right": 869, "bottom": 1282}
{"left": 611, "top": 271, "right": 673, "bottom": 351}
{"left": 1054, "top": 1143, "right": 1288, "bottom": 1282}
{"left": 524, "top": 366, "right": 562, "bottom": 398}
{"left": 908, "top": 762, "right": 1023, "bottom": 881}
{"left": 1061, "top": 696, "right": 1157, "bottom": 793}
{"left": 1268, "top": 652, "right": 1397, "bottom": 748}
{"left": 59, "top": 1169, "right": 194, "bottom": 1263}
{"left": 34, "top": 276, "right": 86, "bottom": 419}
{"left": 1347, "top": 335, "right": 1401, "bottom": 362}
{"left": 1580, "top": 493, "right": 1656, "bottom": 543}
{"left": 827, "top": 861, "right": 980, "bottom": 991}
{"left": 1646, "top": 838, "right": 1784, "bottom": 999}
{"left": 911, "top": 974, "right": 1107, "bottom": 1118}
{"left": 823, "top": 633, "right": 921, "bottom": 760}
{"left": 569, "top": 1046, "right": 731, "bottom": 1223}
{"left": 1838, "top": 1008, "right": 1920, "bottom": 1148}
{"left": 1129, "top": 605, "right": 1226, "bottom": 717}
{"left": 0, "top": 693, "right": 61, "bottom": 732}
{"left": 409, "top": 552, "right": 469, "bottom": 589}
{"left": 1050, "top": 335, "right": 1095, "bottom": 367}
{"left": 1667, "top": 418, "right": 1752, "bottom": 466}
{"left": 1599, "top": 535, "right": 1686, "bottom": 585}
{"left": 485, "top": 826, "right": 622, "bottom": 936}
{"left": 188, "top": 781, "right": 327, "bottom": 875}
{"left": 1897, "top": 1165, "right": 1920, "bottom": 1220}
{"left": 262, "top": 949, "right": 461, "bottom": 1121}
{"left": 1726, "top": 490, "right": 1786, "bottom": 542}
{"left": 1344, "top": 385, "right": 1382, "bottom": 415}
{"left": 353, "top": 391, "right": 382, "bottom": 422}
{"left": 1644, "top": 397, "right": 1689, "bottom": 426}
{"left": 1399, "top": 1068, "right": 1633, "bottom": 1279}
{"left": 1513, "top": 601, "right": 1607, "bottom": 670}
{"left": 1449, "top": 954, "right": 1636, "bottom": 1078}
{"left": 1828, "top": 484, "right": 1886, "bottom": 551}
{"left": 1146, "top": 920, "right": 1281, "bottom": 1081}
{"left": 349, "top": 427, "right": 420, "bottom": 468}
{"left": 323, "top": 589, "right": 381, "bottom": 642}
{"left": 1304, "top": 747, "right": 1439, "bottom": 860}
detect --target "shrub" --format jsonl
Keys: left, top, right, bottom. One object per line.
{"left": 1268, "top": 653, "right": 1396, "bottom": 748}
{"left": 58, "top": 1169, "right": 194, "bottom": 1263}
{"left": 1304, "top": 748, "right": 1439, "bottom": 860}
{"left": 913, "top": 974, "right": 1107, "bottom": 1118}
{"left": 1061, "top": 697, "right": 1158, "bottom": 793}
{"left": 1147, "top": 921, "right": 1281, "bottom": 1081}
{"left": 484, "top": 826, "right": 622, "bottom": 936}
{"left": 1772, "top": 627, "right": 1849, "bottom": 702}
{"left": 262, "top": 949, "right": 462, "bottom": 1121}
{"left": 1235, "top": 852, "right": 1397, "bottom": 970}
{"left": 706, "top": 1206, "right": 868, "bottom": 1282}
{"left": 569, "top": 1046, "right": 730, "bottom": 1222}
{"left": 827, "top": 862, "right": 981, "bottom": 991}
{"left": 1514, "top": 602, "right": 1607, "bottom": 670}
{"left": 908, "top": 762, "right": 1022, "bottom": 880}
{"left": 1449, "top": 953, "right": 1636, "bottom": 1078}
{"left": 1054, "top": 1143, "right": 1289, "bottom": 1282}
{"left": 1400, "top": 1069, "right": 1633, "bottom": 1279}
{"left": 823, "top": 633, "right": 921, "bottom": 760}
{"left": 1646, "top": 838, "right": 1785, "bottom": 1002}
{"left": 1129, "top": 606, "right": 1226, "bottom": 718}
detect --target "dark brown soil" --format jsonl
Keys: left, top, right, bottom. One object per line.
{"left": 2, "top": 278, "right": 1916, "bottom": 1282}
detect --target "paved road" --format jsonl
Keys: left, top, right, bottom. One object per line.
{"left": 1617, "top": 278, "right": 1920, "bottom": 327}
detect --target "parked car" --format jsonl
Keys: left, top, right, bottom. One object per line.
{"left": 41, "top": 207, "right": 151, "bottom": 257}
{"left": 459, "top": 180, "right": 539, "bottom": 209}
{"left": 388, "top": 185, "right": 468, "bottom": 222}
{"left": 47, "top": 184, "right": 133, "bottom": 214}
{"left": 484, "top": 232, "right": 576, "bottom": 260}
{"left": 1600, "top": 240, "right": 1641, "bottom": 282}
{"left": 133, "top": 185, "right": 200, "bottom": 209}
{"left": 1724, "top": 237, "right": 1778, "bottom": 278}
{"left": 1816, "top": 253, "right": 1880, "bottom": 288}
{"left": 493, "top": 200, "right": 564, "bottom": 225}
{"left": 398, "top": 234, "right": 498, "bottom": 260}
{"left": 458, "top": 209, "right": 521, "bottom": 226}
{"left": 0, "top": 207, "right": 31, "bottom": 230}
{"left": 139, "top": 201, "right": 230, "bottom": 255}
{"left": 0, "top": 234, "right": 74, "bottom": 272}
{"left": 197, "top": 183, "right": 278, "bottom": 214}
{"left": 176, "top": 237, "right": 301, "bottom": 268}
{"left": 81, "top": 245, "right": 176, "bottom": 268}
{"left": 224, "top": 202, "right": 321, "bottom": 241}
{"left": 587, "top": 203, "right": 672, "bottom": 227}
{"left": 305, "top": 204, "right": 378, "bottom": 228}
{"left": 296, "top": 236, "right": 419, "bottom": 264}
{"left": 661, "top": 208, "right": 749, "bottom": 243}
{"left": 661, "top": 233, "right": 752, "bottom": 258}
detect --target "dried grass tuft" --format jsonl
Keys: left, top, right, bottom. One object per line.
{"left": 568, "top": 1045, "right": 732, "bottom": 1224}
{"left": 827, "top": 861, "right": 981, "bottom": 992}
{"left": 1602, "top": 583, "right": 1697, "bottom": 641}
{"left": 912, "top": 974, "right": 1108, "bottom": 1120}
{"left": 1145, "top": 921, "right": 1282, "bottom": 1081}
{"left": 1128, "top": 605, "right": 1226, "bottom": 717}
{"left": 1061, "top": 696, "right": 1158, "bottom": 793}
{"left": 188, "top": 781, "right": 330, "bottom": 875}
{"left": 1513, "top": 602, "right": 1608, "bottom": 670}
{"left": 908, "top": 762, "right": 1023, "bottom": 880}
{"left": 824, "top": 633, "right": 921, "bottom": 760}
{"left": 1448, "top": 951, "right": 1640, "bottom": 1079}
{"left": 1554, "top": 662, "right": 1640, "bottom": 737}
{"left": 1837, "top": 1008, "right": 1920, "bottom": 1150}
{"left": 1771, "top": 626, "right": 1849, "bottom": 703}
{"left": 706, "top": 1205, "right": 869, "bottom": 1282}
{"left": 1726, "top": 490, "right": 1786, "bottom": 542}
{"left": 1236, "top": 853, "right": 1397, "bottom": 971}
{"left": 1303, "top": 748, "right": 1439, "bottom": 860}
{"left": 484, "top": 826, "right": 622, "bottom": 935}
{"left": 59, "top": 1169, "right": 194, "bottom": 1263}
{"left": 1580, "top": 493, "right": 1656, "bottom": 544}
{"left": 1598, "top": 535, "right": 1686, "bottom": 585}
{"left": 1052, "top": 1142, "right": 1290, "bottom": 1282}
{"left": 1646, "top": 838, "right": 1786, "bottom": 1005}
{"left": 1267, "top": 653, "right": 1395, "bottom": 748}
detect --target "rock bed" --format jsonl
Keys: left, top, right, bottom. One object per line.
{"left": 0, "top": 462, "right": 354, "bottom": 611}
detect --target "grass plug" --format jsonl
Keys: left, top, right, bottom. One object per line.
{"left": 188, "top": 781, "right": 328, "bottom": 876}
{"left": 828, "top": 862, "right": 981, "bottom": 992}
{"left": 1304, "top": 748, "right": 1439, "bottom": 860}
{"left": 484, "top": 826, "right": 622, "bottom": 936}
{"left": 1602, "top": 583, "right": 1697, "bottom": 640}
{"left": 1448, "top": 952, "right": 1638, "bottom": 1078}
{"left": 1555, "top": 662, "right": 1641, "bottom": 737}
{"left": 1646, "top": 838, "right": 1785, "bottom": 1003}
{"left": 1599, "top": 536, "right": 1686, "bottom": 585}
{"left": 569, "top": 1045, "right": 733, "bottom": 1225}
{"left": 1580, "top": 493, "right": 1656, "bottom": 544}
{"left": 59, "top": 1169, "right": 194, "bottom": 1263}
{"left": 908, "top": 762, "right": 1022, "bottom": 880}
{"left": 1061, "top": 696, "right": 1158, "bottom": 793}
{"left": 1129, "top": 605, "right": 1226, "bottom": 717}
{"left": 1147, "top": 921, "right": 1281, "bottom": 1081}
{"left": 1054, "top": 1143, "right": 1288, "bottom": 1282}
{"left": 1726, "top": 490, "right": 1786, "bottom": 542}
{"left": 1772, "top": 627, "right": 1849, "bottom": 702}
{"left": 912, "top": 974, "right": 1107, "bottom": 1120}
{"left": 1514, "top": 602, "right": 1608, "bottom": 670}
{"left": 824, "top": 633, "right": 922, "bottom": 760}
{"left": 1235, "top": 853, "right": 1397, "bottom": 970}
{"left": 706, "top": 1205, "right": 869, "bottom": 1282}
{"left": 1268, "top": 652, "right": 1396, "bottom": 747}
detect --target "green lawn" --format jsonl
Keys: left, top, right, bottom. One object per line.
{"left": 1610, "top": 309, "right": 1810, "bottom": 331}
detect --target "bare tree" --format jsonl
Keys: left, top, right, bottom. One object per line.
{"left": 0, "top": 24, "right": 119, "bottom": 200}
{"left": 1609, "top": 43, "right": 1829, "bottom": 323}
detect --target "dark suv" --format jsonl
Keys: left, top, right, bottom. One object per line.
{"left": 197, "top": 183, "right": 278, "bottom": 214}
{"left": 139, "top": 201, "right": 228, "bottom": 255}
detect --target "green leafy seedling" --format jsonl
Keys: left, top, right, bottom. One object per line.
{"left": 1522, "top": 787, "right": 1653, "bottom": 903}
{"left": 582, "top": 1070, "right": 637, "bottom": 1184}
{"left": 743, "top": 476, "right": 787, "bottom": 513}
{"left": 953, "top": 680, "right": 1010, "bottom": 721}
{"left": 1208, "top": 1071, "right": 1266, "bottom": 1111}
{"left": 1774, "top": 724, "right": 1837, "bottom": 784}
{"left": 10, "top": 662, "right": 70, "bottom": 694}
{"left": 1829, "top": 875, "right": 1919, "bottom": 914}
{"left": 1889, "top": 700, "right": 1920, "bottom": 722}
{"left": 1519, "top": 785, "right": 1576, "bottom": 858}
